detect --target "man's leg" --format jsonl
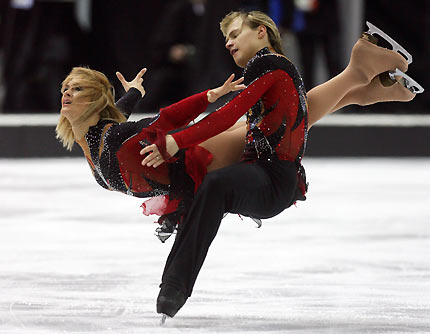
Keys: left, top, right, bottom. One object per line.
{"left": 157, "top": 160, "right": 297, "bottom": 316}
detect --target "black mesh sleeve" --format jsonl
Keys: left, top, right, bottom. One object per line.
{"left": 115, "top": 88, "right": 142, "bottom": 119}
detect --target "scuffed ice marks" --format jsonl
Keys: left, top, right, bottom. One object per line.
{"left": 0, "top": 271, "right": 151, "bottom": 333}
{"left": 1, "top": 158, "right": 430, "bottom": 333}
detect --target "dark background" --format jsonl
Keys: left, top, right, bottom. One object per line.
{"left": 0, "top": 0, "right": 428, "bottom": 114}
{"left": 0, "top": 0, "right": 428, "bottom": 158}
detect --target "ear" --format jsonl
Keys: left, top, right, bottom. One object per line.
{"left": 257, "top": 25, "right": 267, "bottom": 39}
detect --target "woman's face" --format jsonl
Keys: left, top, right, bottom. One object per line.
{"left": 60, "top": 78, "right": 91, "bottom": 124}
{"left": 225, "top": 17, "right": 265, "bottom": 68}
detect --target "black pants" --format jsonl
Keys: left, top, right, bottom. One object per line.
{"left": 161, "top": 158, "right": 299, "bottom": 297}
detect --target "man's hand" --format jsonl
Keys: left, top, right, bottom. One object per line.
{"left": 140, "top": 135, "right": 179, "bottom": 168}
{"left": 116, "top": 68, "right": 147, "bottom": 97}
{"left": 207, "top": 73, "right": 246, "bottom": 103}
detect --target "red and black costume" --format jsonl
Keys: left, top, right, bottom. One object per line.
{"left": 83, "top": 87, "right": 213, "bottom": 231}
{"left": 158, "top": 47, "right": 308, "bottom": 309}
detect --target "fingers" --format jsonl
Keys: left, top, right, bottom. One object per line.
{"left": 232, "top": 76, "right": 244, "bottom": 84}
{"left": 233, "top": 84, "right": 247, "bottom": 91}
{"left": 152, "top": 156, "right": 165, "bottom": 168}
{"left": 116, "top": 71, "right": 127, "bottom": 87}
{"left": 143, "top": 152, "right": 165, "bottom": 167}
{"left": 136, "top": 68, "right": 147, "bottom": 80}
{"left": 230, "top": 77, "right": 245, "bottom": 91}
{"left": 224, "top": 73, "right": 235, "bottom": 85}
{"left": 140, "top": 144, "right": 164, "bottom": 167}
{"left": 140, "top": 143, "right": 157, "bottom": 156}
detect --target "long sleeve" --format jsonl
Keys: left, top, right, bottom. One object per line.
{"left": 171, "top": 70, "right": 284, "bottom": 149}
{"left": 147, "top": 90, "right": 210, "bottom": 133}
{"left": 115, "top": 88, "right": 142, "bottom": 119}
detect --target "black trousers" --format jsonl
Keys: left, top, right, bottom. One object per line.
{"left": 161, "top": 158, "right": 299, "bottom": 297}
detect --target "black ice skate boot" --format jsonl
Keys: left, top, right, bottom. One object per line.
{"left": 157, "top": 285, "right": 187, "bottom": 324}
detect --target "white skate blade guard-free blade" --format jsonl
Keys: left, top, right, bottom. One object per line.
{"left": 366, "top": 21, "right": 413, "bottom": 64}
{"left": 390, "top": 68, "right": 425, "bottom": 94}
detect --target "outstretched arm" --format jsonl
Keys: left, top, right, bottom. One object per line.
{"left": 171, "top": 71, "right": 280, "bottom": 149}
{"left": 142, "top": 70, "right": 285, "bottom": 167}
{"left": 115, "top": 68, "right": 147, "bottom": 118}
{"left": 146, "top": 73, "right": 246, "bottom": 133}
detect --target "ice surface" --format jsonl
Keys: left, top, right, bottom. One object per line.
{"left": 0, "top": 157, "right": 429, "bottom": 333}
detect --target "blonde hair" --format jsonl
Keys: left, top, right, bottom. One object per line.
{"left": 56, "top": 67, "right": 127, "bottom": 151}
{"left": 220, "top": 10, "right": 284, "bottom": 55}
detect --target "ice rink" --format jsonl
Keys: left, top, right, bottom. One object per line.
{"left": 0, "top": 157, "right": 429, "bottom": 333}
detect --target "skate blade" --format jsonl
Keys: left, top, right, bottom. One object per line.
{"left": 160, "top": 313, "right": 169, "bottom": 326}
{"left": 251, "top": 217, "right": 262, "bottom": 228}
{"left": 155, "top": 227, "right": 177, "bottom": 243}
{"left": 155, "top": 231, "right": 174, "bottom": 243}
{"left": 389, "top": 68, "right": 425, "bottom": 93}
{"left": 366, "top": 21, "right": 413, "bottom": 64}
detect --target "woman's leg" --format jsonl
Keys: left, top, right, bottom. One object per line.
{"left": 330, "top": 76, "right": 415, "bottom": 112}
{"left": 306, "top": 25, "right": 410, "bottom": 129}
{"left": 307, "top": 40, "right": 407, "bottom": 127}
{"left": 199, "top": 124, "right": 247, "bottom": 172}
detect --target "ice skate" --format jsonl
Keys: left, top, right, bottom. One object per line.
{"left": 346, "top": 73, "right": 415, "bottom": 107}
{"left": 389, "top": 68, "right": 424, "bottom": 94}
{"left": 157, "top": 285, "right": 187, "bottom": 324}
{"left": 348, "top": 22, "right": 409, "bottom": 85}
{"left": 363, "top": 21, "right": 412, "bottom": 64}
{"left": 250, "top": 217, "right": 262, "bottom": 228}
{"left": 155, "top": 224, "right": 176, "bottom": 243}
{"left": 236, "top": 214, "right": 262, "bottom": 228}
{"left": 155, "top": 212, "right": 180, "bottom": 243}
{"left": 160, "top": 314, "right": 169, "bottom": 325}
{"left": 361, "top": 21, "right": 414, "bottom": 88}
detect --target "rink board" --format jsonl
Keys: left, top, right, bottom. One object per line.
{"left": 0, "top": 113, "right": 430, "bottom": 157}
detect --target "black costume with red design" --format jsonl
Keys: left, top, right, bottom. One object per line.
{"left": 83, "top": 88, "right": 213, "bottom": 221}
{"left": 173, "top": 48, "right": 307, "bottom": 161}
{"left": 159, "top": 47, "right": 308, "bottom": 303}
{"left": 171, "top": 47, "right": 308, "bottom": 198}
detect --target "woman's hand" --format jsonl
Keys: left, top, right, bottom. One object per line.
{"left": 207, "top": 73, "right": 246, "bottom": 103}
{"left": 140, "top": 135, "right": 179, "bottom": 168}
{"left": 116, "top": 68, "right": 147, "bottom": 97}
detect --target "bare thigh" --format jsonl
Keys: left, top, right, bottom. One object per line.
{"left": 199, "top": 125, "right": 247, "bottom": 172}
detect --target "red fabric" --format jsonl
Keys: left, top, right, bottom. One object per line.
{"left": 152, "top": 128, "right": 179, "bottom": 163}
{"left": 184, "top": 145, "right": 213, "bottom": 192}
{"left": 172, "top": 70, "right": 305, "bottom": 162}
{"left": 116, "top": 90, "right": 210, "bottom": 195}
{"left": 117, "top": 131, "right": 171, "bottom": 194}
{"left": 154, "top": 90, "right": 210, "bottom": 132}
{"left": 141, "top": 195, "right": 180, "bottom": 216}
{"left": 116, "top": 90, "right": 210, "bottom": 217}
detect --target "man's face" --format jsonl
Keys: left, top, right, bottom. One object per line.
{"left": 225, "top": 17, "right": 262, "bottom": 68}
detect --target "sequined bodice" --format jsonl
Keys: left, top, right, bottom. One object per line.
{"left": 85, "top": 115, "right": 165, "bottom": 196}
{"left": 82, "top": 88, "right": 211, "bottom": 198}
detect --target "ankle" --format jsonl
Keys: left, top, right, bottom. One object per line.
{"left": 342, "top": 65, "right": 370, "bottom": 87}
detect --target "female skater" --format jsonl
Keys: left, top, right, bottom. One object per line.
{"left": 145, "top": 11, "right": 423, "bottom": 321}
{"left": 56, "top": 66, "right": 248, "bottom": 243}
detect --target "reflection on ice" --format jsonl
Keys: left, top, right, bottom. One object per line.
{"left": 0, "top": 158, "right": 429, "bottom": 333}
